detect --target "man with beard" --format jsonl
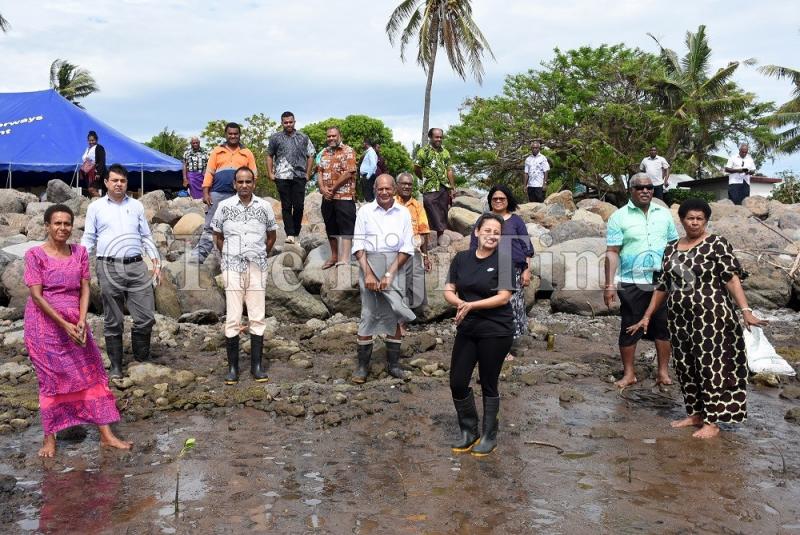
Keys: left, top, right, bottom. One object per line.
{"left": 317, "top": 126, "right": 357, "bottom": 269}
{"left": 415, "top": 128, "right": 455, "bottom": 245}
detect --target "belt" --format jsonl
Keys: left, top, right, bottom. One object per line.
{"left": 97, "top": 255, "right": 143, "bottom": 264}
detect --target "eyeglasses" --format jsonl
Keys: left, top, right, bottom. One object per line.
{"left": 491, "top": 197, "right": 507, "bottom": 202}
{"left": 632, "top": 185, "right": 654, "bottom": 191}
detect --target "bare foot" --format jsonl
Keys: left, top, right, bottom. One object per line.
{"left": 38, "top": 435, "right": 56, "bottom": 458}
{"left": 655, "top": 374, "right": 673, "bottom": 386}
{"left": 671, "top": 414, "right": 703, "bottom": 428}
{"left": 614, "top": 375, "right": 638, "bottom": 389}
{"left": 505, "top": 353, "right": 515, "bottom": 361}
{"left": 692, "top": 423, "right": 720, "bottom": 439}
{"left": 100, "top": 436, "right": 133, "bottom": 450}
{"left": 321, "top": 259, "right": 337, "bottom": 270}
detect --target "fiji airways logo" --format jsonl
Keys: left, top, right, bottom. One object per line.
{"left": 0, "top": 115, "right": 45, "bottom": 136}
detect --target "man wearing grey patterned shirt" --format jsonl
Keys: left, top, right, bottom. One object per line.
{"left": 267, "top": 111, "right": 315, "bottom": 244}
{"left": 212, "top": 167, "right": 278, "bottom": 384}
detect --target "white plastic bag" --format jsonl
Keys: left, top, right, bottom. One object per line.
{"left": 744, "top": 326, "right": 796, "bottom": 376}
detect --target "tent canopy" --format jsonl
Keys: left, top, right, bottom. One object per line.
{"left": 0, "top": 89, "right": 182, "bottom": 175}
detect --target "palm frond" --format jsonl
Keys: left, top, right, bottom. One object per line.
{"left": 682, "top": 25, "right": 711, "bottom": 81}
{"left": 0, "top": 13, "right": 10, "bottom": 32}
{"left": 386, "top": 0, "right": 421, "bottom": 44}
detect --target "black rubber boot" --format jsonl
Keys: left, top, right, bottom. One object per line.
{"left": 131, "top": 330, "right": 152, "bottom": 362}
{"left": 250, "top": 335, "right": 268, "bottom": 382}
{"left": 105, "top": 335, "right": 124, "bottom": 379}
{"left": 471, "top": 396, "right": 500, "bottom": 457}
{"left": 352, "top": 342, "right": 372, "bottom": 384}
{"left": 451, "top": 389, "right": 480, "bottom": 453}
{"left": 224, "top": 336, "right": 240, "bottom": 385}
{"left": 385, "top": 340, "right": 408, "bottom": 379}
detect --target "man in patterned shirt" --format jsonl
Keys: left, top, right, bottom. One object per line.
{"left": 212, "top": 166, "right": 278, "bottom": 385}
{"left": 182, "top": 137, "right": 208, "bottom": 200}
{"left": 267, "top": 111, "right": 315, "bottom": 244}
{"left": 316, "top": 126, "right": 357, "bottom": 269}
{"left": 523, "top": 141, "right": 550, "bottom": 203}
{"left": 414, "top": 128, "right": 455, "bottom": 245}
{"left": 396, "top": 172, "right": 431, "bottom": 308}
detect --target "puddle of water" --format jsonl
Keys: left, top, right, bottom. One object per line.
{"left": 304, "top": 498, "right": 322, "bottom": 506}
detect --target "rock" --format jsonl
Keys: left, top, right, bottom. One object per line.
{"left": 267, "top": 266, "right": 330, "bottom": 321}
{"left": 558, "top": 389, "right": 585, "bottom": 403}
{"left": 46, "top": 179, "right": 79, "bottom": 203}
{"left": 1, "top": 330, "right": 24, "bottom": 349}
{"left": 422, "top": 363, "right": 439, "bottom": 375}
{"left": 0, "top": 306, "right": 23, "bottom": 322}
{"left": 9, "top": 418, "right": 29, "bottom": 430}
{"left": 132, "top": 389, "right": 146, "bottom": 398}
{"left": 152, "top": 207, "right": 182, "bottom": 226}
{"left": 415, "top": 250, "right": 457, "bottom": 322}
{"left": 319, "top": 264, "right": 360, "bottom": 317}
{"left": 0, "top": 259, "right": 28, "bottom": 309}
{"left": 152, "top": 383, "right": 169, "bottom": 397}
{"left": 0, "top": 474, "right": 17, "bottom": 493}
{"left": 324, "top": 412, "right": 342, "bottom": 426}
{"left": 112, "top": 377, "right": 134, "bottom": 389}
{"left": 155, "top": 397, "right": 170, "bottom": 407}
{"left": 159, "top": 261, "right": 226, "bottom": 318}
{"left": 0, "top": 190, "right": 27, "bottom": 213}
{"left": 409, "top": 358, "right": 429, "bottom": 368}
{"left": 533, "top": 236, "right": 607, "bottom": 292}
{"left": 287, "top": 404, "right": 306, "bottom": 418}
{"left": 302, "top": 192, "right": 325, "bottom": 226}
{"left": 178, "top": 309, "right": 219, "bottom": 325}
{"left": 576, "top": 199, "right": 617, "bottom": 222}
{"left": 785, "top": 407, "right": 800, "bottom": 424}
{"left": 778, "top": 210, "right": 800, "bottom": 231}
{"left": 140, "top": 190, "right": 168, "bottom": 213}
{"left": 447, "top": 207, "right": 480, "bottom": 235}
{"left": 548, "top": 221, "right": 605, "bottom": 244}
{"left": 311, "top": 404, "right": 328, "bottom": 415}
{"left": 25, "top": 201, "right": 54, "bottom": 218}
{"left": 25, "top": 217, "right": 47, "bottom": 241}
{"left": 299, "top": 242, "right": 332, "bottom": 293}
{"left": 709, "top": 203, "right": 750, "bottom": 221}
{"left": 544, "top": 190, "right": 577, "bottom": 213}
{"left": 752, "top": 373, "right": 780, "bottom": 387}
{"left": 571, "top": 208, "right": 605, "bottom": 227}
{"left": 742, "top": 196, "right": 769, "bottom": 219}
{"left": 0, "top": 362, "right": 32, "bottom": 379}
{"left": 173, "top": 370, "right": 196, "bottom": 388}
{"left": 305, "top": 318, "right": 326, "bottom": 331}
{"left": 331, "top": 392, "right": 348, "bottom": 404}
{"left": 779, "top": 385, "right": 800, "bottom": 400}
{"left": 127, "top": 363, "right": 173, "bottom": 385}
{"left": 452, "top": 195, "right": 485, "bottom": 214}
{"left": 172, "top": 213, "right": 205, "bottom": 237}
{"left": 290, "top": 359, "right": 313, "bottom": 369}
{"left": 589, "top": 426, "right": 619, "bottom": 439}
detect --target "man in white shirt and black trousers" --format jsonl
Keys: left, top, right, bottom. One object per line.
{"left": 351, "top": 174, "right": 417, "bottom": 384}
{"left": 82, "top": 163, "right": 161, "bottom": 378}
{"left": 724, "top": 143, "right": 757, "bottom": 205}
{"left": 639, "top": 146, "right": 670, "bottom": 200}
{"left": 212, "top": 166, "right": 278, "bottom": 385}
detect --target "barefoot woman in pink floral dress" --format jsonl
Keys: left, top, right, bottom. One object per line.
{"left": 24, "top": 204, "right": 131, "bottom": 457}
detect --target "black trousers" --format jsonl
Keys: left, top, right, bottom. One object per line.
{"left": 276, "top": 178, "right": 306, "bottom": 237}
{"left": 361, "top": 175, "right": 376, "bottom": 202}
{"left": 728, "top": 183, "right": 750, "bottom": 205}
{"left": 450, "top": 332, "right": 513, "bottom": 399}
{"left": 527, "top": 187, "right": 544, "bottom": 203}
{"left": 652, "top": 185, "right": 664, "bottom": 200}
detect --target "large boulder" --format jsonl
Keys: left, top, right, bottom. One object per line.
{"left": 742, "top": 196, "right": 769, "bottom": 219}
{"left": 45, "top": 179, "right": 79, "bottom": 203}
{"left": 140, "top": 190, "right": 168, "bottom": 213}
{"left": 152, "top": 207, "right": 182, "bottom": 226}
{"left": 0, "top": 214, "right": 29, "bottom": 235}
{"left": 172, "top": 213, "right": 205, "bottom": 237}
{"left": 576, "top": 199, "right": 617, "bottom": 222}
{"left": 299, "top": 242, "right": 332, "bottom": 293}
{"left": 302, "top": 192, "right": 325, "bottom": 226}
{"left": 453, "top": 195, "right": 484, "bottom": 214}
{"left": 0, "top": 259, "right": 27, "bottom": 309}
{"left": 534, "top": 203, "right": 573, "bottom": 229}
{"left": 544, "top": 190, "right": 577, "bottom": 213}
{"left": 546, "top": 234, "right": 615, "bottom": 316}
{"left": 572, "top": 208, "right": 605, "bottom": 227}
{"left": 415, "top": 249, "right": 455, "bottom": 322}
{"left": 709, "top": 202, "right": 750, "bottom": 221}
{"left": 516, "top": 202, "right": 546, "bottom": 224}
{"left": 24, "top": 218, "right": 47, "bottom": 241}
{"left": 0, "top": 190, "right": 35, "bottom": 214}
{"left": 319, "top": 264, "right": 361, "bottom": 317}
{"left": 533, "top": 237, "right": 607, "bottom": 292}
{"left": 265, "top": 266, "right": 330, "bottom": 322}
{"left": 25, "top": 202, "right": 54, "bottom": 218}
{"left": 158, "top": 260, "right": 225, "bottom": 318}
{"left": 447, "top": 207, "right": 480, "bottom": 235}
{"left": 548, "top": 220, "right": 605, "bottom": 245}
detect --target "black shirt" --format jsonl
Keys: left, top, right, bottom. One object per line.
{"left": 447, "top": 249, "right": 516, "bottom": 337}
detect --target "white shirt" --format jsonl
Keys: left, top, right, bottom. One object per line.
{"left": 351, "top": 200, "right": 415, "bottom": 256}
{"left": 82, "top": 145, "right": 96, "bottom": 163}
{"left": 211, "top": 194, "right": 278, "bottom": 272}
{"left": 639, "top": 155, "right": 670, "bottom": 186}
{"left": 524, "top": 154, "right": 550, "bottom": 187}
{"left": 81, "top": 195, "right": 159, "bottom": 260}
{"left": 726, "top": 153, "right": 756, "bottom": 184}
{"left": 359, "top": 146, "right": 378, "bottom": 178}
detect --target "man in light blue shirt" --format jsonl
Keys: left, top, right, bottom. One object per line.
{"left": 359, "top": 138, "right": 378, "bottom": 202}
{"left": 604, "top": 173, "right": 678, "bottom": 389}
{"left": 82, "top": 164, "right": 161, "bottom": 378}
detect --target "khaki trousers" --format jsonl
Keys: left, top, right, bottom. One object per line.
{"left": 222, "top": 263, "right": 267, "bottom": 337}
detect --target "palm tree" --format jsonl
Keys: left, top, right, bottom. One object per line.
{"left": 49, "top": 59, "right": 99, "bottom": 108}
{"left": 386, "top": 0, "right": 494, "bottom": 145}
{"left": 759, "top": 64, "right": 800, "bottom": 154}
{"left": 648, "top": 25, "right": 755, "bottom": 178}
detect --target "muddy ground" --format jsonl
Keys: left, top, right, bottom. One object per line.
{"left": 1, "top": 303, "right": 800, "bottom": 534}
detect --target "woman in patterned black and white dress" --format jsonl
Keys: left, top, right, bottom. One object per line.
{"left": 627, "top": 199, "right": 768, "bottom": 439}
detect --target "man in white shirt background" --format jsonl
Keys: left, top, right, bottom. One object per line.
{"left": 81, "top": 163, "right": 161, "bottom": 378}
{"left": 351, "top": 174, "right": 416, "bottom": 384}
{"left": 724, "top": 143, "right": 756, "bottom": 205}
{"left": 523, "top": 141, "right": 550, "bottom": 203}
{"left": 639, "top": 146, "right": 670, "bottom": 200}
{"left": 359, "top": 138, "right": 378, "bottom": 203}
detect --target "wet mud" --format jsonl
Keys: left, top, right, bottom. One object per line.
{"left": 1, "top": 304, "right": 799, "bottom": 534}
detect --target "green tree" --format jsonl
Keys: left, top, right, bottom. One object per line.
{"left": 200, "top": 114, "right": 280, "bottom": 197}
{"left": 386, "top": 0, "right": 494, "bottom": 145}
{"left": 144, "top": 127, "right": 189, "bottom": 159}
{"left": 759, "top": 64, "right": 800, "bottom": 154}
{"left": 769, "top": 170, "right": 800, "bottom": 203}
{"left": 648, "top": 25, "right": 770, "bottom": 177}
{"left": 49, "top": 59, "right": 99, "bottom": 108}
{"left": 447, "top": 45, "right": 667, "bottom": 201}
{"left": 301, "top": 115, "right": 413, "bottom": 181}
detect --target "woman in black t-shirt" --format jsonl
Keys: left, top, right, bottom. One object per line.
{"left": 444, "top": 213, "right": 515, "bottom": 457}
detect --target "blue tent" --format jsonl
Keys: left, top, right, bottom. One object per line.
{"left": 0, "top": 89, "right": 182, "bottom": 189}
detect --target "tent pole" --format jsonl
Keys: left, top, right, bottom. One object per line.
{"left": 6, "top": 164, "right": 11, "bottom": 189}
{"left": 140, "top": 164, "right": 144, "bottom": 197}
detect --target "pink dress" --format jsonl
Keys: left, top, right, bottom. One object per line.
{"left": 23, "top": 244, "right": 120, "bottom": 435}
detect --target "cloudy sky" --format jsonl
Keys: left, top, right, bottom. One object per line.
{"left": 2, "top": 0, "right": 799, "bottom": 173}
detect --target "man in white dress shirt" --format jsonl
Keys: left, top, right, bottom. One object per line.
{"left": 81, "top": 163, "right": 161, "bottom": 378}
{"left": 351, "top": 174, "right": 416, "bottom": 384}
{"left": 523, "top": 141, "right": 550, "bottom": 203}
{"left": 724, "top": 143, "right": 756, "bottom": 205}
{"left": 212, "top": 166, "right": 278, "bottom": 385}
{"left": 639, "top": 146, "right": 670, "bottom": 200}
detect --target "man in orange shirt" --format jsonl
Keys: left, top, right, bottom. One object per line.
{"left": 395, "top": 172, "right": 431, "bottom": 308}
{"left": 316, "top": 126, "right": 357, "bottom": 269}
{"left": 190, "top": 123, "right": 257, "bottom": 263}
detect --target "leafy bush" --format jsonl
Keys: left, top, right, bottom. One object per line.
{"left": 664, "top": 188, "right": 715, "bottom": 206}
{"left": 769, "top": 170, "right": 800, "bottom": 204}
